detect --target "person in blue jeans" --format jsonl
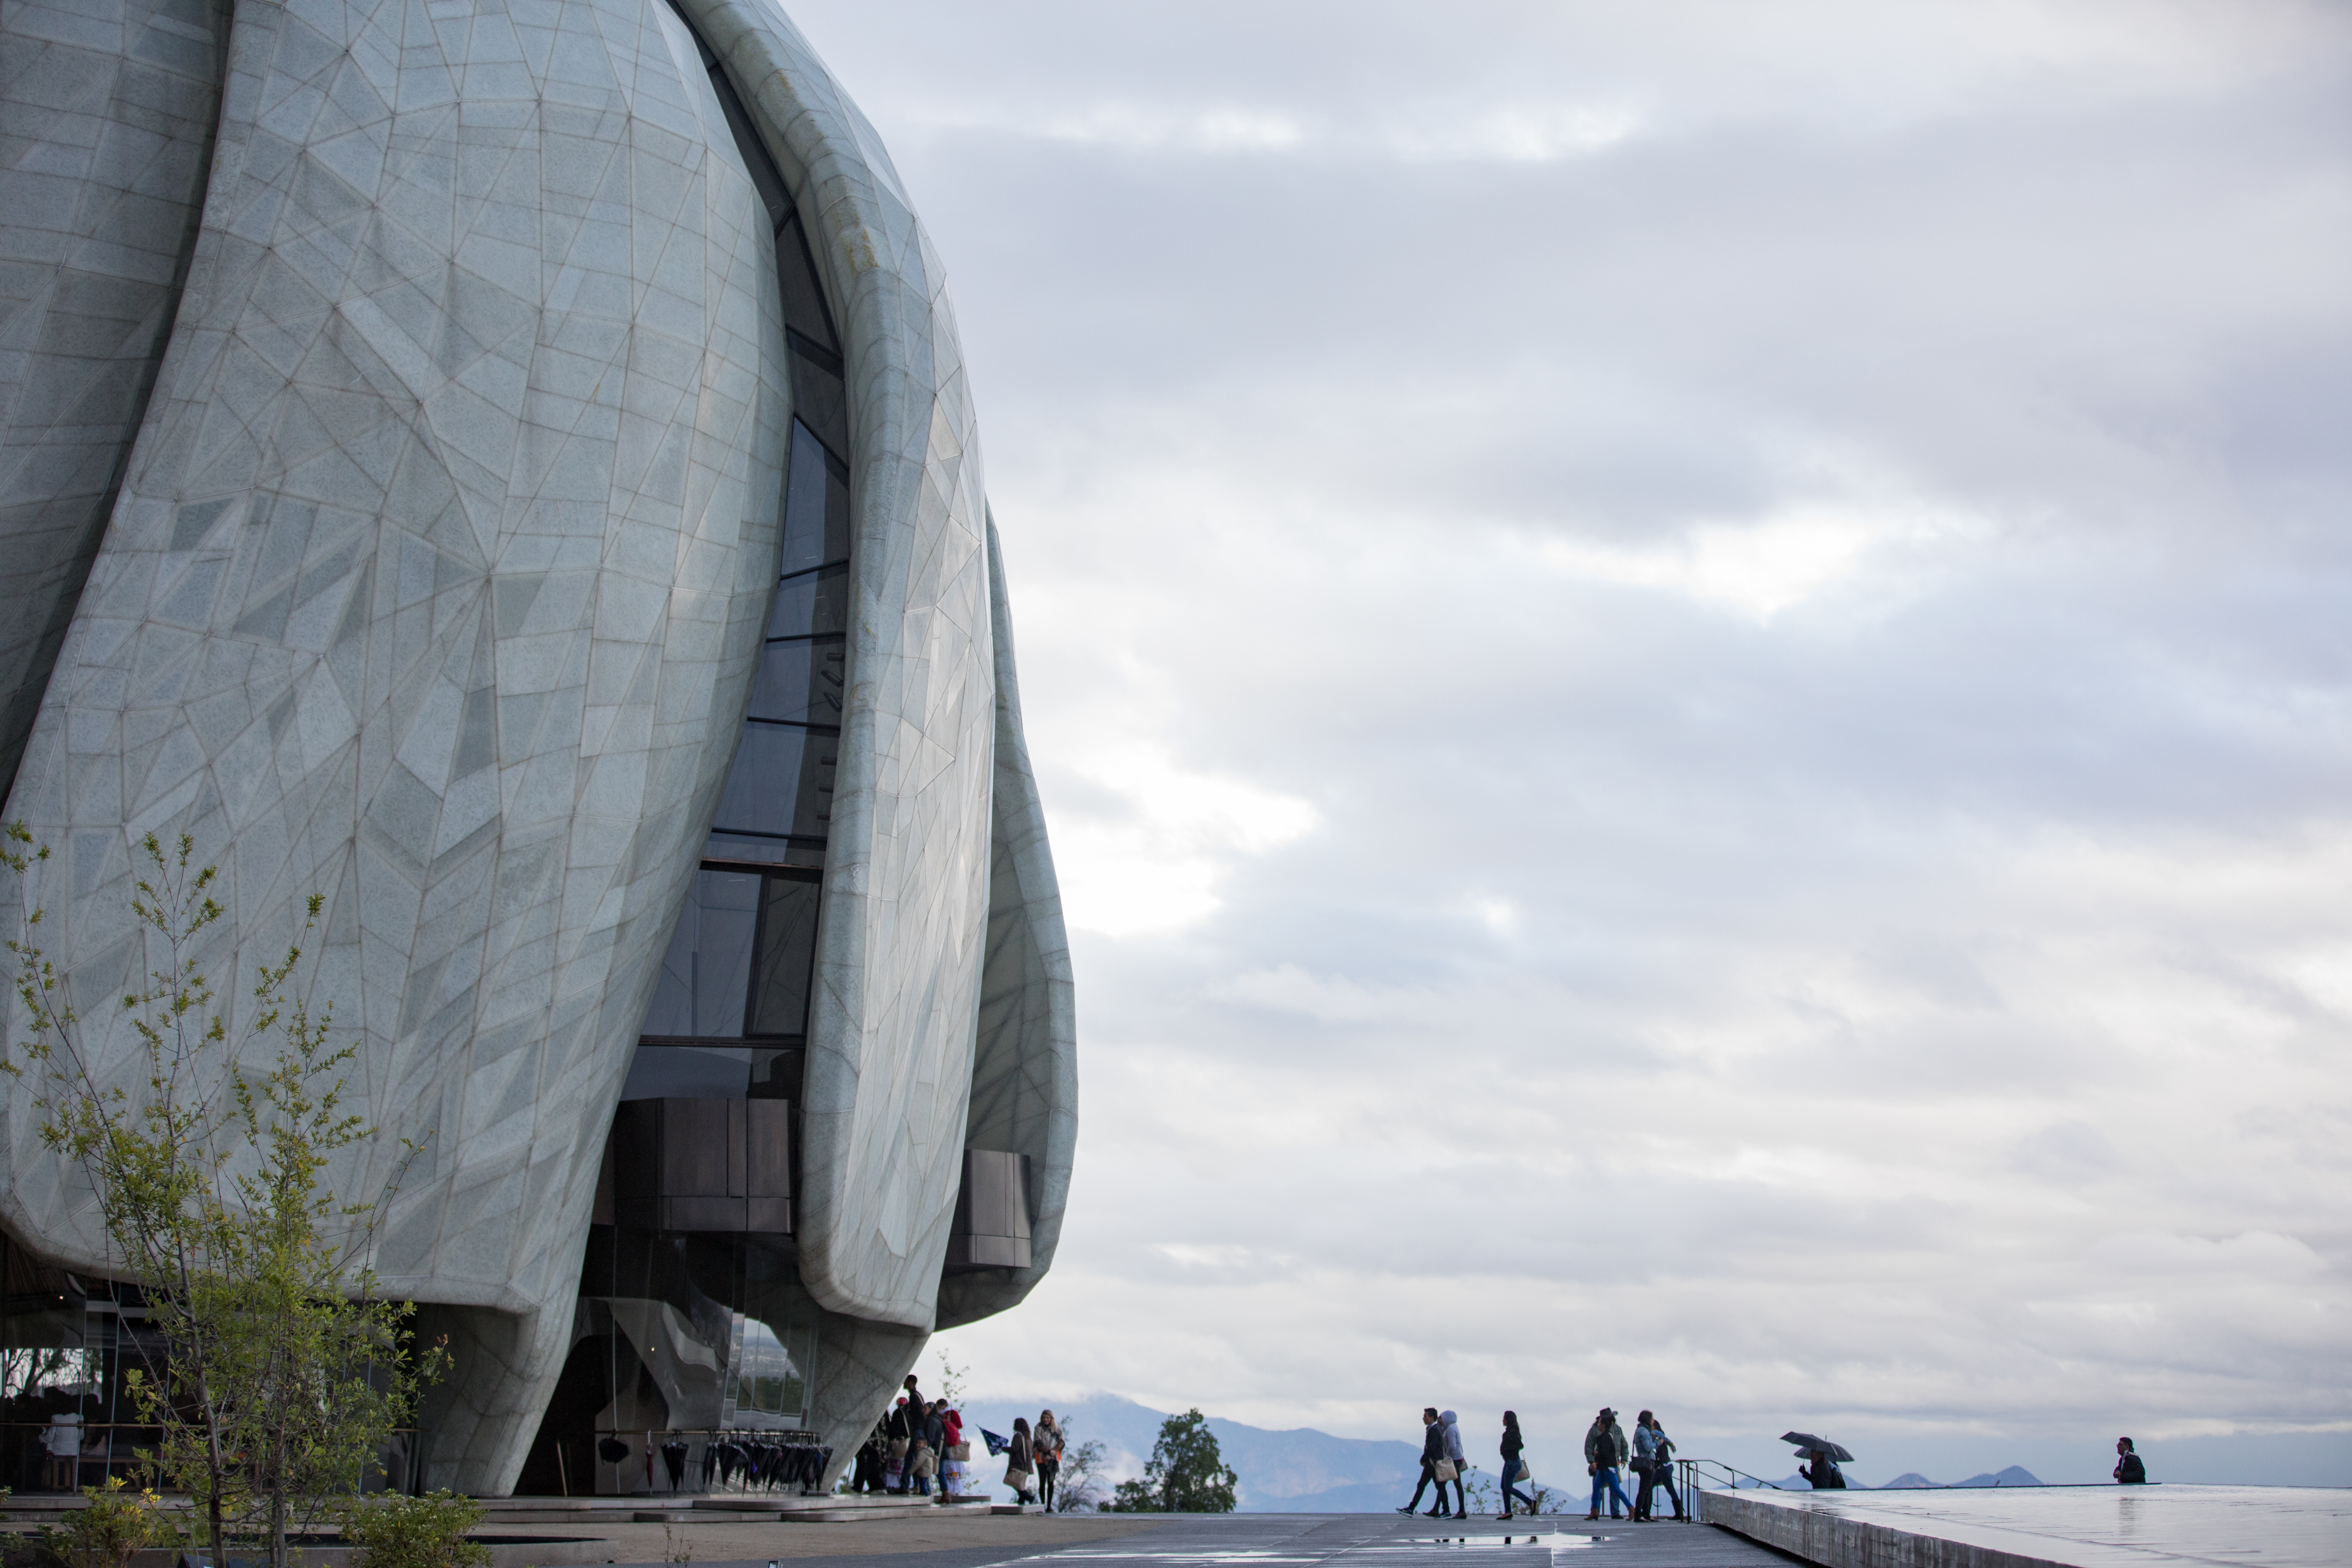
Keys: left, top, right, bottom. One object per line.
{"left": 1584, "top": 1408, "right": 1631, "bottom": 1520}
{"left": 1498, "top": 1411, "right": 1538, "bottom": 1519}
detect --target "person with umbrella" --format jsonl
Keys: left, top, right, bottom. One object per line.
{"left": 1782, "top": 1431, "right": 1851, "bottom": 1489}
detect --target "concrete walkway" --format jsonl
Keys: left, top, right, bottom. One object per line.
{"left": 565, "top": 1508, "right": 1791, "bottom": 1568}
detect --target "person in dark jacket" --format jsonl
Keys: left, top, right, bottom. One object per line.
{"left": 1007, "top": 1416, "right": 1038, "bottom": 1504}
{"left": 1498, "top": 1412, "right": 1538, "bottom": 1519}
{"left": 1398, "top": 1408, "right": 1448, "bottom": 1516}
{"left": 1646, "top": 1415, "right": 1684, "bottom": 1520}
{"left": 885, "top": 1396, "right": 913, "bottom": 1492}
{"left": 1584, "top": 1408, "right": 1631, "bottom": 1520}
{"left": 2114, "top": 1438, "right": 2147, "bottom": 1484}
{"left": 1799, "top": 1449, "right": 1846, "bottom": 1489}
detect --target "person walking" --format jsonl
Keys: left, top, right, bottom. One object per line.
{"left": 1006, "top": 1415, "right": 1038, "bottom": 1504}
{"left": 1036, "top": 1410, "right": 1065, "bottom": 1511}
{"left": 1584, "top": 1408, "right": 1631, "bottom": 1521}
{"left": 2114, "top": 1438, "right": 2147, "bottom": 1484}
{"left": 1399, "top": 1408, "right": 1447, "bottom": 1515}
{"left": 1439, "top": 1411, "right": 1469, "bottom": 1519}
{"left": 1497, "top": 1412, "right": 1538, "bottom": 1519}
{"left": 1645, "top": 1414, "right": 1684, "bottom": 1520}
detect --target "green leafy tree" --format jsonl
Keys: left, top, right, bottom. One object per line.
{"left": 1107, "top": 1409, "right": 1237, "bottom": 1513}
{"left": 2, "top": 828, "right": 443, "bottom": 1568}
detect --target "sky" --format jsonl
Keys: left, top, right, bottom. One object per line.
{"left": 782, "top": 0, "right": 2352, "bottom": 1487}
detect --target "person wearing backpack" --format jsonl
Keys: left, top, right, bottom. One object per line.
{"left": 2114, "top": 1438, "right": 2147, "bottom": 1484}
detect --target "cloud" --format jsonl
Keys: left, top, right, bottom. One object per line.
{"left": 788, "top": 0, "right": 2352, "bottom": 1477}
{"left": 1050, "top": 747, "right": 1316, "bottom": 936}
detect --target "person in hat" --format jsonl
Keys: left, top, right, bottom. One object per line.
{"left": 1584, "top": 1408, "right": 1631, "bottom": 1520}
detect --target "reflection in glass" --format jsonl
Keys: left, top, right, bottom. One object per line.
{"left": 620, "top": 1045, "right": 752, "bottom": 1099}
{"left": 751, "top": 878, "right": 820, "bottom": 1036}
{"left": 764, "top": 564, "right": 849, "bottom": 639}
{"left": 640, "top": 870, "right": 759, "bottom": 1037}
{"left": 711, "top": 728, "right": 811, "bottom": 838}
{"left": 777, "top": 422, "right": 850, "bottom": 577}
{"left": 747, "top": 640, "right": 845, "bottom": 727}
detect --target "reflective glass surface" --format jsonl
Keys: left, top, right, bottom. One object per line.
{"left": 711, "top": 728, "right": 811, "bottom": 839}
{"left": 640, "top": 870, "right": 759, "bottom": 1037}
{"left": 747, "top": 640, "right": 845, "bottom": 727}
{"left": 777, "top": 421, "right": 850, "bottom": 575}
{"left": 750, "top": 878, "right": 820, "bottom": 1036}
{"left": 764, "top": 564, "right": 849, "bottom": 639}
{"left": 620, "top": 1043, "right": 800, "bottom": 1099}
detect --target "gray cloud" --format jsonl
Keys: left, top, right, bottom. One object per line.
{"left": 792, "top": 0, "right": 2352, "bottom": 1482}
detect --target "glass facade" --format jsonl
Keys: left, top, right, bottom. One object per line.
{"left": 511, "top": 5, "right": 854, "bottom": 1496}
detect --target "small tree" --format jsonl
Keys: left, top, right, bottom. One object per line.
{"left": 1054, "top": 1434, "right": 1107, "bottom": 1513}
{"left": 1107, "top": 1409, "right": 1236, "bottom": 1513}
{"left": 2, "top": 828, "right": 441, "bottom": 1568}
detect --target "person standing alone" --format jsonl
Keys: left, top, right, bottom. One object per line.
{"left": 1585, "top": 1408, "right": 1631, "bottom": 1520}
{"left": 1498, "top": 1412, "right": 1538, "bottom": 1519}
{"left": 1036, "top": 1410, "right": 1065, "bottom": 1511}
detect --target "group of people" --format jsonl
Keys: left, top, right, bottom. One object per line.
{"left": 998, "top": 1411, "right": 1066, "bottom": 1508}
{"left": 853, "top": 1376, "right": 1068, "bottom": 1507}
{"left": 1399, "top": 1407, "right": 1686, "bottom": 1522}
{"left": 857, "top": 1374, "right": 973, "bottom": 1499}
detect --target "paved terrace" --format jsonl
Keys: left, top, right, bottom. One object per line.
{"left": 475, "top": 1508, "right": 1784, "bottom": 1568}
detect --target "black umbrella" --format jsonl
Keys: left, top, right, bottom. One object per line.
{"left": 1782, "top": 1432, "right": 1856, "bottom": 1463}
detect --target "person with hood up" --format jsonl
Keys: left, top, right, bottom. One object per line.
{"left": 1584, "top": 1407, "right": 1631, "bottom": 1520}
{"left": 1439, "top": 1412, "right": 1469, "bottom": 1519}
{"left": 1399, "top": 1408, "right": 1448, "bottom": 1516}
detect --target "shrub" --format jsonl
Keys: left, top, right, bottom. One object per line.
{"left": 337, "top": 1491, "right": 489, "bottom": 1568}
{"left": 38, "top": 1481, "right": 177, "bottom": 1568}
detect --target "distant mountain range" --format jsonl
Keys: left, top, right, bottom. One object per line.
{"left": 954, "top": 1393, "right": 1425, "bottom": 1512}
{"left": 950, "top": 1393, "right": 2042, "bottom": 1511}
{"left": 1745, "top": 1465, "right": 2044, "bottom": 1491}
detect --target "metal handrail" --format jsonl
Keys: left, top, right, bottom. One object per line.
{"left": 1678, "top": 1457, "right": 1785, "bottom": 1495}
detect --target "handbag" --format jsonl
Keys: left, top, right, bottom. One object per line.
{"left": 1433, "top": 1460, "right": 1458, "bottom": 1482}
{"left": 1005, "top": 1463, "right": 1034, "bottom": 1489}
{"left": 952, "top": 1442, "right": 972, "bottom": 1461}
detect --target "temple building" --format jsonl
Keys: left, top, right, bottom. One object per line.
{"left": 0, "top": 0, "right": 1073, "bottom": 1494}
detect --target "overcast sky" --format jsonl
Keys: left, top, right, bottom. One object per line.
{"left": 785, "top": 0, "right": 2352, "bottom": 1485}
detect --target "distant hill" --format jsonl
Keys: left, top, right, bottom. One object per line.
{"left": 953, "top": 1392, "right": 1424, "bottom": 1512}
{"left": 1951, "top": 1466, "right": 2043, "bottom": 1488}
{"left": 1740, "top": 1464, "right": 2044, "bottom": 1491}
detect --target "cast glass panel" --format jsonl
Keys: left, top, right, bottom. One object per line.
{"left": 764, "top": 564, "right": 849, "bottom": 639}
{"left": 640, "top": 870, "right": 759, "bottom": 1037}
{"left": 750, "top": 878, "right": 820, "bottom": 1036}
{"left": 746, "top": 640, "right": 845, "bottom": 728}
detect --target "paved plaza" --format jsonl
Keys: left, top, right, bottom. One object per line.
{"left": 573, "top": 1510, "right": 1786, "bottom": 1568}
